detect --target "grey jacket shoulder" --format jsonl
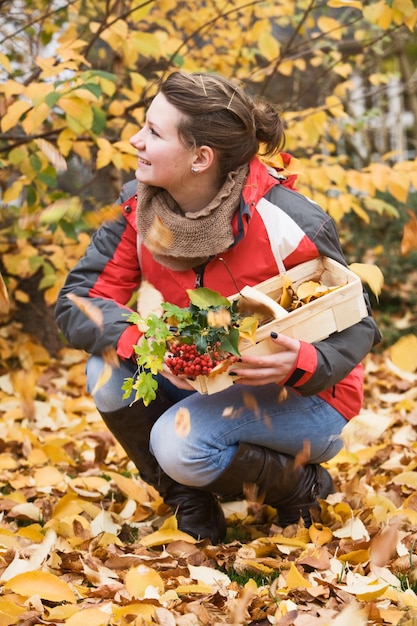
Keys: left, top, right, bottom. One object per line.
{"left": 116, "top": 180, "right": 137, "bottom": 204}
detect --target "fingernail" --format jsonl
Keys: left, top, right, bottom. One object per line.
{"left": 270, "top": 331, "right": 278, "bottom": 339}
{"left": 228, "top": 372, "right": 238, "bottom": 377}
{"left": 169, "top": 326, "right": 178, "bottom": 332}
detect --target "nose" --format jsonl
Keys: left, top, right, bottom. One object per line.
{"left": 130, "top": 128, "right": 144, "bottom": 148}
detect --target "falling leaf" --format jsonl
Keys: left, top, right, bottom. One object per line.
{"left": 67, "top": 293, "right": 104, "bottom": 330}
{"left": 207, "top": 307, "right": 232, "bottom": 329}
{"left": 90, "top": 362, "right": 113, "bottom": 395}
{"left": 174, "top": 406, "right": 191, "bottom": 438}
{"left": 137, "top": 280, "right": 164, "bottom": 320}
{"left": 390, "top": 334, "right": 417, "bottom": 372}
{"left": 4, "top": 571, "right": 77, "bottom": 603}
{"left": 0, "top": 272, "right": 10, "bottom": 314}
{"left": 401, "top": 210, "right": 417, "bottom": 255}
{"left": 144, "top": 215, "right": 173, "bottom": 253}
{"left": 243, "top": 392, "right": 261, "bottom": 418}
{"left": 34, "top": 138, "right": 68, "bottom": 172}
{"left": 101, "top": 345, "right": 120, "bottom": 368}
{"left": 349, "top": 262, "right": 384, "bottom": 298}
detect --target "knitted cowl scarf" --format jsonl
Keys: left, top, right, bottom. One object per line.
{"left": 135, "top": 164, "right": 249, "bottom": 271}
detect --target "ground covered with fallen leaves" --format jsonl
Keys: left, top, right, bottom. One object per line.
{"left": 1, "top": 321, "right": 417, "bottom": 626}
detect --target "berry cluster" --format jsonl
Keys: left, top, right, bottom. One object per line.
{"left": 165, "top": 342, "right": 238, "bottom": 379}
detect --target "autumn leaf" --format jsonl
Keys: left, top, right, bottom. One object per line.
{"left": 349, "top": 262, "right": 384, "bottom": 298}
{"left": 174, "top": 406, "right": 191, "bottom": 438}
{"left": 67, "top": 293, "right": 104, "bottom": 330}
{"left": 144, "top": 215, "right": 174, "bottom": 253}
{"left": 0, "top": 271, "right": 10, "bottom": 314}
{"left": 4, "top": 571, "right": 77, "bottom": 603}
{"left": 390, "top": 334, "right": 417, "bottom": 372}
{"left": 401, "top": 210, "right": 417, "bottom": 255}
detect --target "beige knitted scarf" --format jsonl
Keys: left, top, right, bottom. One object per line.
{"left": 136, "top": 164, "right": 249, "bottom": 271}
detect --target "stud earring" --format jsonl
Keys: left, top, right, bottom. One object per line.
{"left": 191, "top": 166, "right": 199, "bottom": 174}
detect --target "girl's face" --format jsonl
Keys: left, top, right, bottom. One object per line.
{"left": 130, "top": 93, "right": 195, "bottom": 194}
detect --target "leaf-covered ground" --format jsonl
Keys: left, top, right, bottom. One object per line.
{"left": 1, "top": 321, "right": 417, "bottom": 626}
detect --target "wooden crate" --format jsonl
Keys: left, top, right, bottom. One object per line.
{"left": 188, "top": 257, "right": 368, "bottom": 395}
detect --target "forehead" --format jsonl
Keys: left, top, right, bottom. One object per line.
{"left": 147, "top": 93, "right": 182, "bottom": 132}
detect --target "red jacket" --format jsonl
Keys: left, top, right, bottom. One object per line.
{"left": 55, "top": 158, "right": 381, "bottom": 420}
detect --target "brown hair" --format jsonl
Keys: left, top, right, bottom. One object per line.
{"left": 159, "top": 71, "right": 285, "bottom": 182}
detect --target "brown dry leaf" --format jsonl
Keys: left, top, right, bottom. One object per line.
{"left": 278, "top": 387, "right": 288, "bottom": 402}
{"left": 294, "top": 439, "right": 311, "bottom": 470}
{"left": 243, "top": 391, "right": 261, "bottom": 418}
{"left": 0, "top": 271, "right": 10, "bottom": 314}
{"left": 67, "top": 293, "right": 104, "bottom": 330}
{"left": 144, "top": 215, "right": 174, "bottom": 253}
{"left": 401, "top": 209, "right": 417, "bottom": 255}
{"left": 101, "top": 345, "right": 120, "bottom": 368}
{"left": 174, "top": 406, "right": 191, "bottom": 438}
{"left": 370, "top": 523, "right": 399, "bottom": 568}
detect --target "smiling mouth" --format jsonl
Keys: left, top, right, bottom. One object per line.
{"left": 138, "top": 157, "right": 151, "bottom": 165}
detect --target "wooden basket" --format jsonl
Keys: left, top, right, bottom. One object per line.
{"left": 188, "top": 257, "right": 368, "bottom": 394}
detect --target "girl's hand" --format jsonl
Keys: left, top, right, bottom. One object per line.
{"left": 229, "top": 333, "right": 301, "bottom": 386}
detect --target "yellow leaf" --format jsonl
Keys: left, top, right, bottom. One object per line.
{"left": 317, "top": 16, "right": 343, "bottom": 39}
{"left": 106, "top": 471, "right": 149, "bottom": 503}
{"left": 388, "top": 171, "right": 410, "bottom": 203}
{"left": 309, "top": 524, "right": 333, "bottom": 546}
{"left": 349, "top": 262, "right": 384, "bottom": 298}
{"left": 401, "top": 210, "right": 417, "bottom": 255}
{"left": 4, "top": 571, "right": 76, "bottom": 603}
{"left": 112, "top": 603, "right": 155, "bottom": 620}
{"left": 175, "top": 583, "right": 213, "bottom": 594}
{"left": 174, "top": 406, "right": 191, "bottom": 438}
{"left": 125, "top": 565, "right": 165, "bottom": 599}
{"left": 139, "top": 527, "right": 197, "bottom": 547}
{"left": 21, "top": 102, "right": 50, "bottom": 134}
{"left": 34, "top": 466, "right": 64, "bottom": 488}
{"left": 391, "top": 470, "right": 417, "bottom": 488}
{"left": 338, "top": 549, "right": 370, "bottom": 564}
{"left": 0, "top": 51, "right": 11, "bottom": 72}
{"left": 258, "top": 32, "right": 280, "bottom": 60}
{"left": 0, "top": 100, "right": 31, "bottom": 133}
{"left": 137, "top": 280, "right": 164, "bottom": 320}
{"left": 390, "top": 334, "right": 417, "bottom": 373}
{"left": 65, "top": 608, "right": 110, "bottom": 626}
{"left": 341, "top": 580, "right": 389, "bottom": 601}
{"left": 90, "top": 362, "right": 112, "bottom": 396}
{"left": 328, "top": 0, "right": 363, "bottom": 9}
{"left": 285, "top": 562, "right": 312, "bottom": 589}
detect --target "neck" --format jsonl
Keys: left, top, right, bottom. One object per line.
{"left": 171, "top": 172, "right": 222, "bottom": 214}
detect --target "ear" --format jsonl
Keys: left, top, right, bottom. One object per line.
{"left": 191, "top": 145, "right": 215, "bottom": 172}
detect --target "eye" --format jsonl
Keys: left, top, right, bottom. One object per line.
{"left": 149, "top": 126, "right": 160, "bottom": 137}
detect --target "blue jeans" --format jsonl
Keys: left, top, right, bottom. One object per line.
{"left": 86, "top": 355, "right": 346, "bottom": 487}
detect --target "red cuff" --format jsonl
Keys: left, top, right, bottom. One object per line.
{"left": 282, "top": 341, "right": 317, "bottom": 387}
{"left": 117, "top": 324, "right": 142, "bottom": 360}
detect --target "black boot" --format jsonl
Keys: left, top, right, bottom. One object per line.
{"left": 99, "top": 394, "right": 226, "bottom": 544}
{"left": 206, "top": 443, "right": 334, "bottom": 527}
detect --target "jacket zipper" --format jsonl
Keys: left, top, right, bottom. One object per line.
{"left": 194, "top": 264, "right": 205, "bottom": 288}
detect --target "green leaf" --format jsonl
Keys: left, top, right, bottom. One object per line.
{"left": 187, "top": 288, "right": 231, "bottom": 310}
{"left": 219, "top": 327, "right": 240, "bottom": 356}
{"left": 92, "top": 105, "right": 107, "bottom": 135}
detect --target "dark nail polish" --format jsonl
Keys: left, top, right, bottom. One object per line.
{"left": 228, "top": 372, "right": 238, "bottom": 377}
{"left": 270, "top": 331, "right": 278, "bottom": 339}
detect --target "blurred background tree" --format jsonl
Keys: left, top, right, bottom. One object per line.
{"left": 0, "top": 0, "right": 416, "bottom": 353}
